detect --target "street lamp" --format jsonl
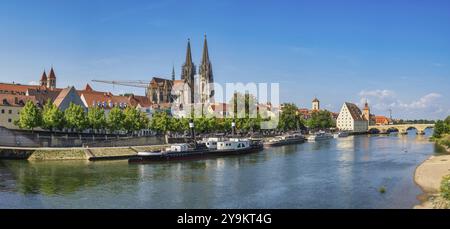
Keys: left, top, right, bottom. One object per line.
{"left": 231, "top": 120, "right": 236, "bottom": 137}
{"left": 189, "top": 119, "right": 195, "bottom": 140}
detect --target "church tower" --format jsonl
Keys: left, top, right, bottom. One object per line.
{"left": 363, "top": 100, "right": 370, "bottom": 123}
{"left": 312, "top": 97, "right": 320, "bottom": 111}
{"left": 40, "top": 70, "right": 48, "bottom": 87}
{"left": 47, "top": 67, "right": 57, "bottom": 89}
{"left": 181, "top": 39, "right": 196, "bottom": 103}
{"left": 199, "top": 34, "right": 214, "bottom": 104}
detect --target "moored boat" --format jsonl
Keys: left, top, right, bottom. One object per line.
{"left": 307, "top": 131, "right": 333, "bottom": 142}
{"left": 263, "top": 133, "right": 306, "bottom": 147}
{"left": 129, "top": 139, "right": 263, "bottom": 163}
{"left": 333, "top": 131, "right": 349, "bottom": 138}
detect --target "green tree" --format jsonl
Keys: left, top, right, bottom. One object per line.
{"left": 194, "top": 116, "right": 210, "bottom": 133}
{"left": 445, "top": 116, "right": 450, "bottom": 127}
{"left": 150, "top": 111, "right": 172, "bottom": 143}
{"left": 307, "top": 110, "right": 335, "bottom": 130}
{"left": 41, "top": 100, "right": 64, "bottom": 132}
{"left": 64, "top": 103, "right": 87, "bottom": 132}
{"left": 87, "top": 107, "right": 106, "bottom": 133}
{"left": 15, "top": 100, "right": 41, "bottom": 132}
{"left": 278, "top": 103, "right": 304, "bottom": 131}
{"left": 170, "top": 117, "right": 189, "bottom": 134}
{"left": 122, "top": 107, "right": 142, "bottom": 134}
{"left": 215, "top": 118, "right": 232, "bottom": 133}
{"left": 433, "top": 120, "right": 447, "bottom": 138}
{"left": 138, "top": 111, "right": 150, "bottom": 131}
{"left": 107, "top": 106, "right": 125, "bottom": 133}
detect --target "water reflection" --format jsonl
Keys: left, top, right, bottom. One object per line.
{"left": 2, "top": 160, "right": 138, "bottom": 195}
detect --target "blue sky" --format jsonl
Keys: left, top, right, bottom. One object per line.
{"left": 1, "top": 0, "right": 449, "bottom": 119}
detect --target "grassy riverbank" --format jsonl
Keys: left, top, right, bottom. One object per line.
{"left": 434, "top": 135, "right": 450, "bottom": 152}
{"left": 28, "top": 149, "right": 87, "bottom": 161}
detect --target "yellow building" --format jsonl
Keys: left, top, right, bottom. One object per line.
{"left": 0, "top": 94, "right": 37, "bottom": 129}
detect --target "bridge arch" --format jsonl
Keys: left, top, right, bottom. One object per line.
{"left": 368, "top": 128, "right": 381, "bottom": 134}
{"left": 368, "top": 124, "right": 435, "bottom": 135}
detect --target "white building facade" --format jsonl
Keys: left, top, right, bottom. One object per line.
{"left": 336, "top": 102, "right": 368, "bottom": 132}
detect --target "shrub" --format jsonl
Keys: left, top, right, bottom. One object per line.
{"left": 442, "top": 139, "right": 450, "bottom": 148}
{"left": 440, "top": 175, "right": 450, "bottom": 201}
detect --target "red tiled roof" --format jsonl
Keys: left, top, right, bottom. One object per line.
{"left": 375, "top": 116, "right": 390, "bottom": 124}
{"left": 84, "top": 83, "right": 93, "bottom": 92}
{"left": 128, "top": 95, "right": 152, "bottom": 108}
{"left": 81, "top": 91, "right": 131, "bottom": 109}
{"left": 211, "top": 103, "right": 228, "bottom": 112}
{"left": 345, "top": 102, "right": 365, "bottom": 121}
{"left": 53, "top": 87, "right": 74, "bottom": 108}
{"left": 0, "top": 83, "right": 44, "bottom": 95}
{"left": 0, "top": 94, "right": 37, "bottom": 107}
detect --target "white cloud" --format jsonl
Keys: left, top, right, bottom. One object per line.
{"left": 28, "top": 81, "right": 39, "bottom": 85}
{"left": 359, "top": 89, "right": 395, "bottom": 99}
{"left": 358, "top": 89, "right": 446, "bottom": 119}
{"left": 399, "top": 93, "right": 441, "bottom": 109}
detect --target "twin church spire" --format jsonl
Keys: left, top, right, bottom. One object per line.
{"left": 180, "top": 35, "right": 214, "bottom": 104}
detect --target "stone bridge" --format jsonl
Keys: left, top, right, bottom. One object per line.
{"left": 368, "top": 124, "right": 434, "bottom": 135}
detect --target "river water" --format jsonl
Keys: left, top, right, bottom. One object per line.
{"left": 0, "top": 129, "right": 440, "bottom": 208}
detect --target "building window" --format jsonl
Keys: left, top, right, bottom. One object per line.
{"left": 9, "top": 110, "right": 12, "bottom": 114}
{"left": 1, "top": 109, "right": 4, "bottom": 114}
{"left": 8, "top": 118, "right": 11, "bottom": 123}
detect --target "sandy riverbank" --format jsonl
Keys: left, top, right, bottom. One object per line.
{"left": 414, "top": 153, "right": 450, "bottom": 209}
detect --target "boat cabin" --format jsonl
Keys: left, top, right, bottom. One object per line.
{"left": 166, "top": 144, "right": 189, "bottom": 152}
{"left": 217, "top": 140, "right": 250, "bottom": 150}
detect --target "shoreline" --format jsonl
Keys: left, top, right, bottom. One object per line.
{"left": 413, "top": 144, "right": 450, "bottom": 209}
{"left": 0, "top": 144, "right": 168, "bottom": 161}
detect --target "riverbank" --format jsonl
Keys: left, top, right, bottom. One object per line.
{"left": 0, "top": 145, "right": 168, "bottom": 161}
{"left": 414, "top": 152, "right": 450, "bottom": 209}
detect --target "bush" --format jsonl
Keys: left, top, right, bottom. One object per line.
{"left": 441, "top": 175, "right": 450, "bottom": 201}
{"left": 442, "top": 139, "right": 450, "bottom": 148}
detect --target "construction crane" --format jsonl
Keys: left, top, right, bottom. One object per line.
{"left": 92, "top": 80, "right": 151, "bottom": 88}
{"left": 92, "top": 79, "right": 179, "bottom": 102}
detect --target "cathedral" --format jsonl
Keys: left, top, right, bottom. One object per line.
{"left": 147, "top": 35, "right": 214, "bottom": 107}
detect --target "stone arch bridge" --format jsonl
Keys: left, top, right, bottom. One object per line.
{"left": 368, "top": 124, "right": 434, "bottom": 135}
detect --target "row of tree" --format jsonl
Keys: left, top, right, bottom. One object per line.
{"left": 15, "top": 100, "right": 336, "bottom": 136}
{"left": 15, "top": 100, "right": 149, "bottom": 134}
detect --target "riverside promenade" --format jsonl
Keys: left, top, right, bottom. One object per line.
{"left": 0, "top": 144, "right": 168, "bottom": 161}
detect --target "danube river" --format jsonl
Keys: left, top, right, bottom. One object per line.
{"left": 0, "top": 129, "right": 441, "bottom": 208}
